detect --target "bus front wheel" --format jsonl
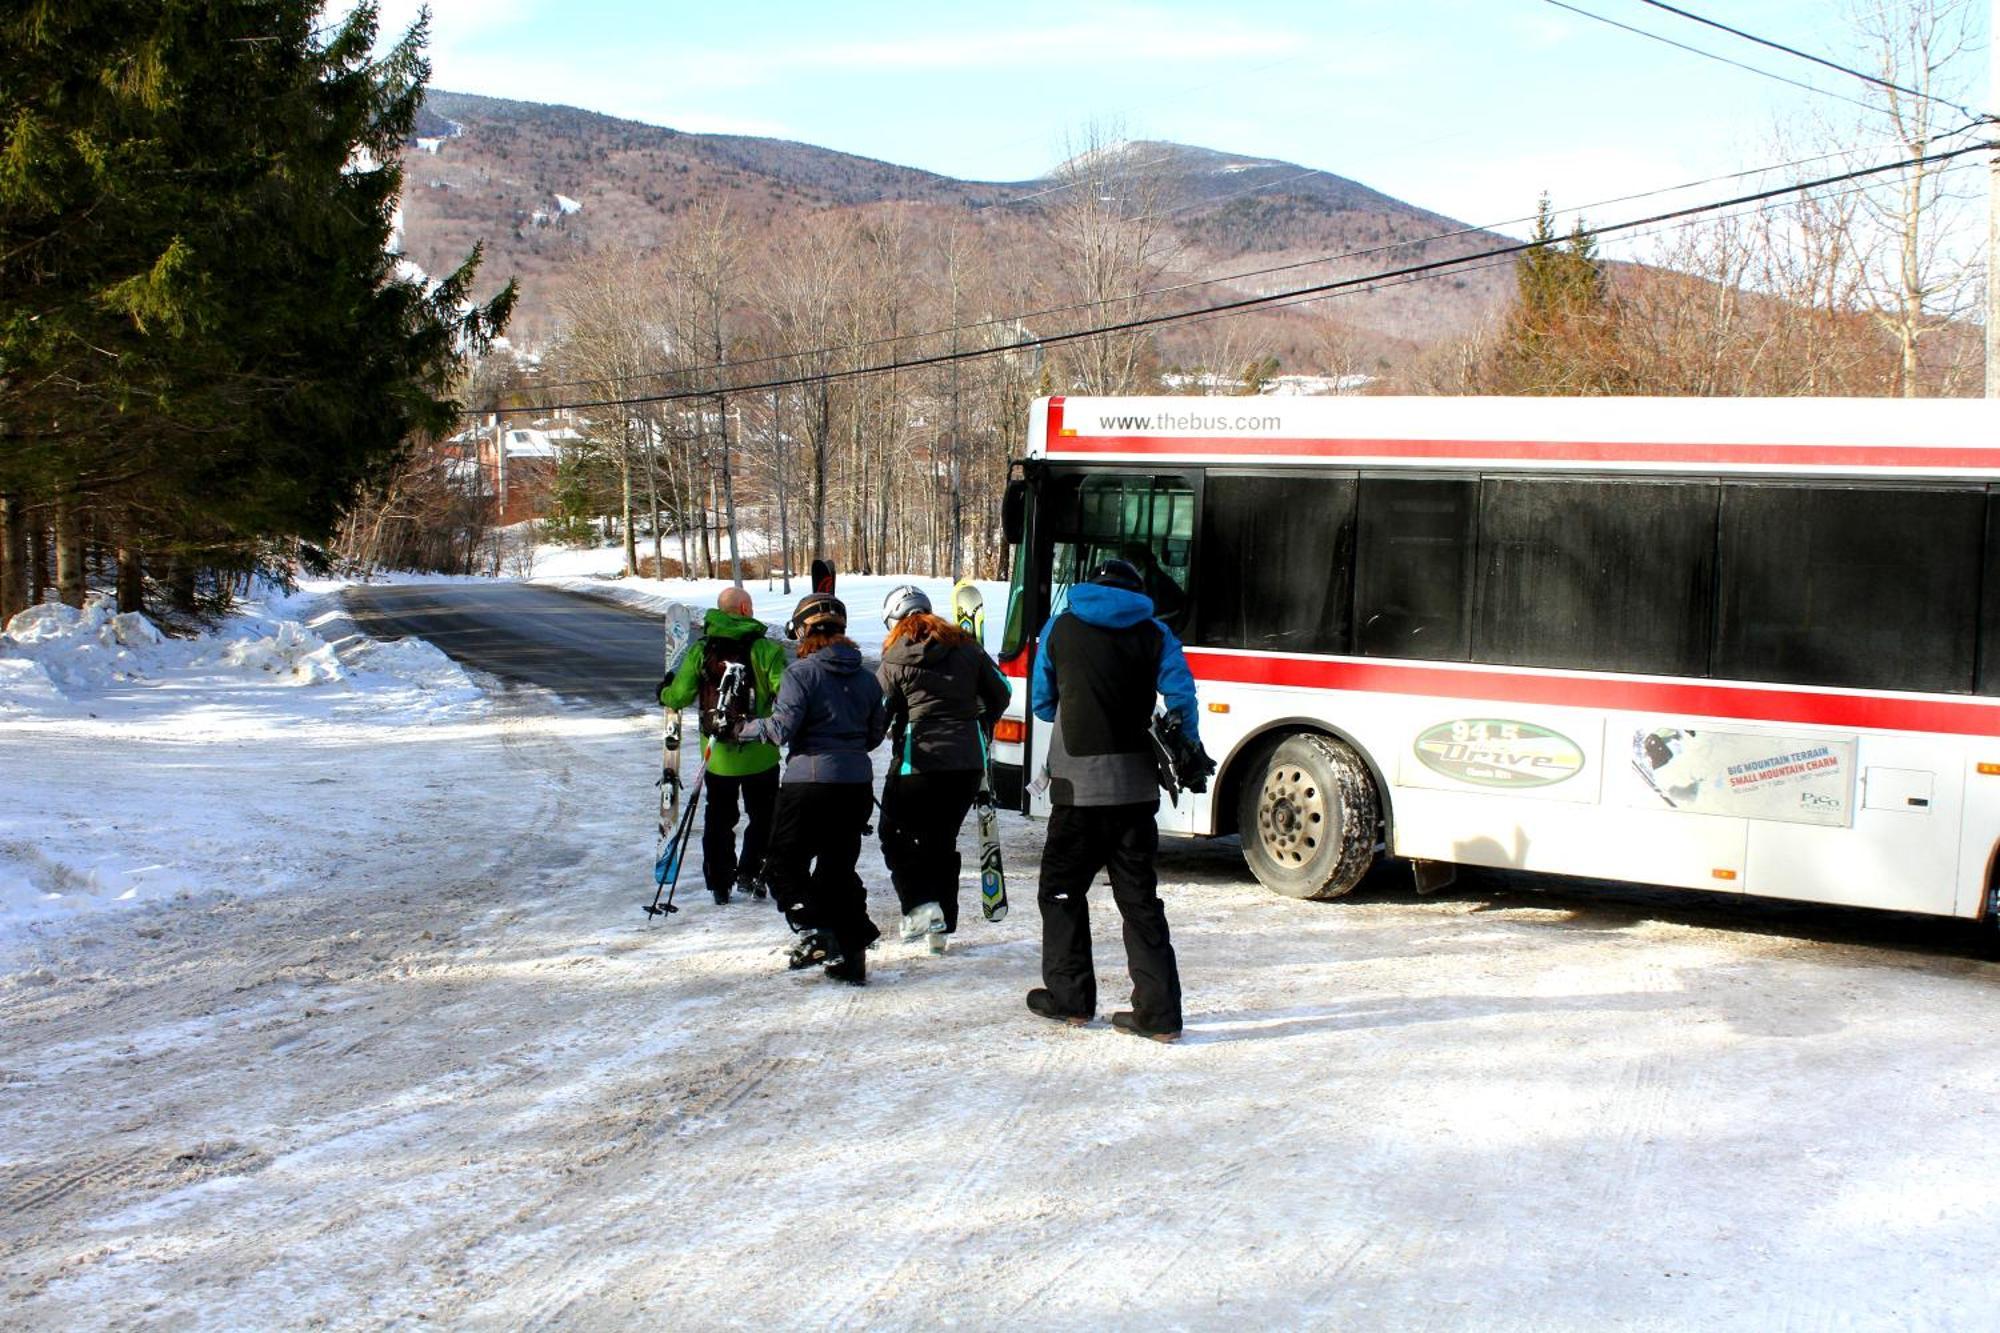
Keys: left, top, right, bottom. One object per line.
{"left": 1238, "top": 733, "right": 1379, "bottom": 900}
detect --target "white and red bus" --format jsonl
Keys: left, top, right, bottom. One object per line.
{"left": 989, "top": 393, "right": 2000, "bottom": 932}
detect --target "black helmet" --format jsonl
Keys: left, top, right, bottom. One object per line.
{"left": 1089, "top": 558, "right": 1145, "bottom": 593}
{"left": 786, "top": 592, "right": 847, "bottom": 639}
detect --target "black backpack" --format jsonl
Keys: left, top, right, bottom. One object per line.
{"left": 698, "top": 634, "right": 756, "bottom": 736}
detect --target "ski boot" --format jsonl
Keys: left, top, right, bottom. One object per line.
{"left": 736, "top": 868, "right": 768, "bottom": 901}
{"left": 900, "top": 901, "right": 947, "bottom": 954}
{"left": 711, "top": 885, "right": 731, "bottom": 906}
{"left": 823, "top": 951, "right": 865, "bottom": 986}
{"left": 786, "top": 929, "right": 838, "bottom": 971}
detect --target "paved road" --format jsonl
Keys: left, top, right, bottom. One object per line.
{"left": 344, "top": 581, "right": 666, "bottom": 709}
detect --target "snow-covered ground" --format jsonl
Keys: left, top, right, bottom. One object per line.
{"left": 530, "top": 537, "right": 1009, "bottom": 656}
{"left": 7, "top": 571, "right": 2000, "bottom": 1328}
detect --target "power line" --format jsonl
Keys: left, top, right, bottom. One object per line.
{"left": 487, "top": 142, "right": 1985, "bottom": 419}
{"left": 1632, "top": 0, "right": 1989, "bottom": 122}
{"left": 517, "top": 134, "right": 1958, "bottom": 401}
{"left": 1170, "top": 155, "right": 1987, "bottom": 334}
{"left": 1540, "top": 0, "right": 1896, "bottom": 116}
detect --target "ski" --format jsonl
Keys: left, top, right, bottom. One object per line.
{"left": 659, "top": 602, "right": 694, "bottom": 838}
{"left": 811, "top": 558, "right": 836, "bottom": 595}
{"left": 951, "top": 579, "right": 985, "bottom": 646}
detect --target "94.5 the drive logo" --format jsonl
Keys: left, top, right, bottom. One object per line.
{"left": 1414, "top": 719, "right": 1585, "bottom": 789}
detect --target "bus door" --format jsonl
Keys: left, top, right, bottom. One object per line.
{"left": 1023, "top": 469, "right": 1198, "bottom": 824}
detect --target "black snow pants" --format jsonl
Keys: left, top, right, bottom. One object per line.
{"left": 702, "top": 766, "right": 779, "bottom": 895}
{"left": 879, "top": 769, "right": 981, "bottom": 932}
{"left": 766, "top": 781, "right": 880, "bottom": 959}
{"left": 1037, "top": 801, "right": 1182, "bottom": 1029}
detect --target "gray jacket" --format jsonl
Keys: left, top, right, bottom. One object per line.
{"left": 877, "top": 634, "right": 1010, "bottom": 776}
{"left": 742, "top": 639, "right": 886, "bottom": 785}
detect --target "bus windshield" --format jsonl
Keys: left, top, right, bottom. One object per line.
{"left": 1043, "top": 472, "right": 1194, "bottom": 635}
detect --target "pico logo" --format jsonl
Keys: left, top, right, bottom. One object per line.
{"left": 1414, "top": 719, "right": 1585, "bottom": 788}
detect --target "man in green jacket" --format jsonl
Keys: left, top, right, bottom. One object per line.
{"left": 658, "top": 587, "right": 788, "bottom": 904}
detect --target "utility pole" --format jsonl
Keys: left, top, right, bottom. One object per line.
{"left": 724, "top": 394, "right": 748, "bottom": 580}
{"left": 1989, "top": 0, "right": 1999, "bottom": 396}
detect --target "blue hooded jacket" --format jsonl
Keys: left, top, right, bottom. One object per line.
{"left": 1030, "top": 583, "right": 1200, "bottom": 806}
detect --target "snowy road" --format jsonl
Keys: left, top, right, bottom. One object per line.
{"left": 345, "top": 581, "right": 666, "bottom": 707}
{"left": 8, "top": 582, "right": 2000, "bottom": 1329}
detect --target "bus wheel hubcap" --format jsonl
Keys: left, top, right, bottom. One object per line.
{"left": 1259, "top": 768, "right": 1327, "bottom": 866}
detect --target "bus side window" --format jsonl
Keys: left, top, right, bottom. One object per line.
{"left": 1354, "top": 477, "right": 1476, "bottom": 661}
{"left": 1718, "top": 484, "right": 1981, "bottom": 694}
{"left": 1196, "top": 473, "right": 1356, "bottom": 654}
{"left": 1473, "top": 477, "right": 1717, "bottom": 677}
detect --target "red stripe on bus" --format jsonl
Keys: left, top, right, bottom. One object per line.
{"left": 1183, "top": 650, "right": 2000, "bottom": 738}
{"left": 1051, "top": 434, "right": 2000, "bottom": 470}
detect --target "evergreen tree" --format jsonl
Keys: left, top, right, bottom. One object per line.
{"left": 1490, "top": 192, "right": 1616, "bottom": 394}
{"left": 0, "top": 1, "right": 514, "bottom": 610}
{"left": 1515, "top": 192, "right": 1605, "bottom": 321}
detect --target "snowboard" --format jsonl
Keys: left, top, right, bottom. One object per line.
{"left": 974, "top": 760, "right": 1007, "bottom": 923}
{"left": 659, "top": 602, "right": 693, "bottom": 838}
{"left": 951, "top": 579, "right": 985, "bottom": 646}
{"left": 955, "top": 583, "right": 1007, "bottom": 922}
{"left": 811, "top": 558, "right": 836, "bottom": 596}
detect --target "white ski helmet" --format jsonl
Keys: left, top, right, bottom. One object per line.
{"left": 882, "top": 584, "right": 932, "bottom": 629}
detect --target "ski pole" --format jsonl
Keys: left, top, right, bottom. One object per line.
{"left": 646, "top": 754, "right": 710, "bottom": 920}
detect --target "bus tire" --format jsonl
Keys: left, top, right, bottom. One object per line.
{"left": 1238, "top": 733, "right": 1379, "bottom": 900}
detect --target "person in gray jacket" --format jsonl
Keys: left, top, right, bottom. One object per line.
{"left": 731, "top": 592, "right": 888, "bottom": 984}
{"left": 876, "top": 585, "right": 1010, "bottom": 952}
{"left": 1025, "top": 559, "right": 1200, "bottom": 1041}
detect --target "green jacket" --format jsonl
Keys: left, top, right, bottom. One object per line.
{"left": 659, "top": 609, "right": 789, "bottom": 777}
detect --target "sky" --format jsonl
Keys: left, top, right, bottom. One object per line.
{"left": 371, "top": 0, "right": 1989, "bottom": 250}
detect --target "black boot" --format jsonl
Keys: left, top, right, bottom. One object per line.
{"left": 711, "top": 885, "right": 731, "bottom": 906}
{"left": 823, "top": 952, "right": 865, "bottom": 986}
{"left": 1026, "top": 988, "right": 1090, "bottom": 1027}
{"left": 1111, "top": 1010, "right": 1182, "bottom": 1043}
{"left": 736, "top": 868, "right": 767, "bottom": 901}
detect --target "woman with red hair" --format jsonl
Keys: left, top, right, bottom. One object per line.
{"left": 876, "top": 585, "right": 1010, "bottom": 953}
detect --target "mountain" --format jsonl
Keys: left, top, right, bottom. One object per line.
{"left": 397, "top": 91, "right": 1516, "bottom": 370}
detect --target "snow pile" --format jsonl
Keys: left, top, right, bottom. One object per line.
{"left": 197, "top": 618, "right": 345, "bottom": 684}
{"left": 333, "top": 627, "right": 485, "bottom": 709}
{"left": 0, "top": 588, "right": 492, "bottom": 709}
{"left": 3, "top": 597, "right": 172, "bottom": 700}
{"left": 1, "top": 593, "right": 353, "bottom": 700}
{"left": 0, "top": 582, "right": 488, "bottom": 937}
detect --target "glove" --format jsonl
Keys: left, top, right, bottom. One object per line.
{"left": 655, "top": 675, "right": 673, "bottom": 704}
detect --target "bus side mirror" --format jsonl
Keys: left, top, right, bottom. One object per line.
{"left": 1002, "top": 479, "right": 1026, "bottom": 545}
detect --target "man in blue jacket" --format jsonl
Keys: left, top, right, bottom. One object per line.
{"left": 1026, "top": 558, "right": 1201, "bottom": 1041}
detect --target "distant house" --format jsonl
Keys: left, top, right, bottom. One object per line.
{"left": 471, "top": 424, "right": 560, "bottom": 525}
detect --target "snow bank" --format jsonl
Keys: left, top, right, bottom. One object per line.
{"left": 0, "top": 587, "right": 488, "bottom": 710}
{"left": 0, "top": 582, "right": 486, "bottom": 937}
